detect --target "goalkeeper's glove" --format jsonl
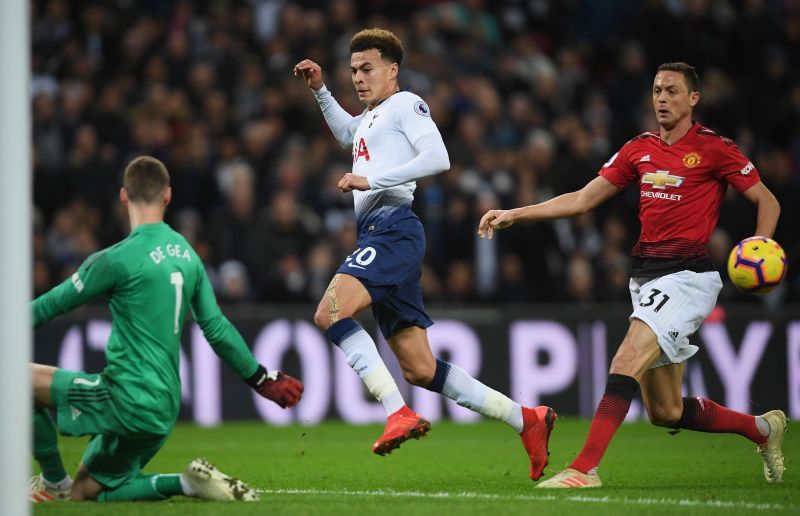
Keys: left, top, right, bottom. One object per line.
{"left": 246, "top": 365, "right": 304, "bottom": 408}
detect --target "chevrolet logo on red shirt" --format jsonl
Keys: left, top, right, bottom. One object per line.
{"left": 642, "top": 170, "right": 684, "bottom": 189}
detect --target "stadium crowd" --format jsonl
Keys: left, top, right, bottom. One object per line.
{"left": 31, "top": 0, "right": 800, "bottom": 305}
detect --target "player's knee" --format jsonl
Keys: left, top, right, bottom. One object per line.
{"left": 71, "top": 465, "right": 102, "bottom": 501}
{"left": 70, "top": 480, "right": 100, "bottom": 501}
{"left": 648, "top": 405, "right": 682, "bottom": 427}
{"left": 70, "top": 490, "right": 95, "bottom": 502}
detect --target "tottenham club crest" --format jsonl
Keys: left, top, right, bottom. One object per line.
{"left": 413, "top": 101, "right": 430, "bottom": 117}
{"left": 682, "top": 152, "right": 701, "bottom": 168}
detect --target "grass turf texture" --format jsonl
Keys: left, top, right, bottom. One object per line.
{"left": 34, "top": 418, "right": 798, "bottom": 515}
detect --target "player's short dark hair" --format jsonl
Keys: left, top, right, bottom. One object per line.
{"left": 657, "top": 62, "right": 700, "bottom": 92}
{"left": 350, "top": 28, "right": 403, "bottom": 65}
{"left": 123, "top": 156, "right": 170, "bottom": 204}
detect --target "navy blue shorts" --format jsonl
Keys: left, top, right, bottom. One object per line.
{"left": 336, "top": 215, "right": 433, "bottom": 338}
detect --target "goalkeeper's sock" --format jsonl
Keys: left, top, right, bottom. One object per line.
{"left": 98, "top": 474, "right": 184, "bottom": 502}
{"left": 40, "top": 474, "right": 72, "bottom": 491}
{"left": 672, "top": 397, "right": 767, "bottom": 445}
{"left": 426, "top": 359, "right": 523, "bottom": 432}
{"left": 326, "top": 318, "right": 405, "bottom": 416}
{"left": 33, "top": 408, "right": 68, "bottom": 484}
{"left": 570, "top": 374, "right": 639, "bottom": 474}
{"left": 180, "top": 474, "right": 196, "bottom": 496}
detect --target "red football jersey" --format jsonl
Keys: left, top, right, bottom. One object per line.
{"left": 599, "top": 122, "right": 760, "bottom": 276}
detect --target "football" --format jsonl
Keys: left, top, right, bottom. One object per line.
{"left": 727, "top": 236, "right": 788, "bottom": 294}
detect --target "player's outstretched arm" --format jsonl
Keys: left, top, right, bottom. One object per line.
{"left": 32, "top": 250, "right": 117, "bottom": 327}
{"left": 741, "top": 181, "right": 780, "bottom": 238}
{"left": 293, "top": 58, "right": 361, "bottom": 148}
{"left": 191, "top": 270, "right": 303, "bottom": 408}
{"left": 478, "top": 176, "right": 619, "bottom": 239}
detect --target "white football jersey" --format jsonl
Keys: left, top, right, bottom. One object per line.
{"left": 349, "top": 92, "right": 442, "bottom": 224}
{"left": 314, "top": 86, "right": 448, "bottom": 229}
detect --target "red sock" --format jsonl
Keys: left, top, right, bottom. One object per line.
{"left": 570, "top": 374, "right": 638, "bottom": 474}
{"left": 674, "top": 397, "right": 766, "bottom": 445}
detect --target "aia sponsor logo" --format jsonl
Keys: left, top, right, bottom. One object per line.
{"left": 352, "top": 137, "right": 370, "bottom": 163}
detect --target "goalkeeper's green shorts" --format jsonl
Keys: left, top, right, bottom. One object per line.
{"left": 51, "top": 369, "right": 168, "bottom": 489}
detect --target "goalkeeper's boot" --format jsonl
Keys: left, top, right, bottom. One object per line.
{"left": 372, "top": 405, "right": 430, "bottom": 456}
{"left": 520, "top": 406, "right": 557, "bottom": 481}
{"left": 184, "top": 458, "right": 259, "bottom": 501}
{"left": 757, "top": 409, "right": 788, "bottom": 483}
{"left": 535, "top": 468, "right": 602, "bottom": 489}
{"left": 29, "top": 475, "right": 71, "bottom": 503}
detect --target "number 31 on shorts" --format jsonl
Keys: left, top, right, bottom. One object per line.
{"left": 639, "top": 288, "right": 670, "bottom": 312}
{"left": 346, "top": 247, "right": 377, "bottom": 270}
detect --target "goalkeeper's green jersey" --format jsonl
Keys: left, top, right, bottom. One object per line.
{"left": 33, "top": 222, "right": 259, "bottom": 436}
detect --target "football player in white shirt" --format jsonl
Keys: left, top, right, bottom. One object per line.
{"left": 294, "top": 28, "right": 555, "bottom": 481}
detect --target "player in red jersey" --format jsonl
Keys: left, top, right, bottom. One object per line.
{"left": 478, "top": 62, "right": 786, "bottom": 488}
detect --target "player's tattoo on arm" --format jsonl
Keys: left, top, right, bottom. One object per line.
{"left": 326, "top": 275, "right": 340, "bottom": 325}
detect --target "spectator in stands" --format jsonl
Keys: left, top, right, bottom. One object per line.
{"left": 29, "top": 1, "right": 800, "bottom": 304}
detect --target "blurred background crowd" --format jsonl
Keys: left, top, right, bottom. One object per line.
{"left": 31, "top": 0, "right": 800, "bottom": 306}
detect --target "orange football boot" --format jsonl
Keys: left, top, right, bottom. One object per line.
{"left": 520, "top": 406, "right": 557, "bottom": 480}
{"left": 372, "top": 405, "right": 431, "bottom": 456}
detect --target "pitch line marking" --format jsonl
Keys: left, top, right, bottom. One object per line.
{"left": 255, "top": 488, "right": 786, "bottom": 511}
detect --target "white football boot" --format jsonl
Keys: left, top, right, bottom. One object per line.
{"left": 29, "top": 475, "right": 71, "bottom": 503}
{"left": 183, "top": 458, "right": 259, "bottom": 501}
{"left": 757, "top": 410, "right": 788, "bottom": 483}
{"left": 535, "top": 467, "right": 602, "bottom": 488}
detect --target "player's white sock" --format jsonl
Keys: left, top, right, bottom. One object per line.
{"left": 755, "top": 416, "right": 771, "bottom": 436}
{"left": 427, "top": 359, "right": 523, "bottom": 432}
{"left": 325, "top": 318, "right": 405, "bottom": 416}
{"left": 179, "top": 473, "right": 196, "bottom": 497}
{"left": 41, "top": 474, "right": 72, "bottom": 491}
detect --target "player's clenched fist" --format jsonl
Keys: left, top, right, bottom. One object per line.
{"left": 338, "top": 173, "right": 371, "bottom": 192}
{"left": 246, "top": 367, "right": 304, "bottom": 408}
{"left": 293, "top": 59, "right": 324, "bottom": 91}
{"left": 477, "top": 209, "right": 515, "bottom": 240}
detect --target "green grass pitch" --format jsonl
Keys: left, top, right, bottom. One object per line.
{"left": 34, "top": 418, "right": 798, "bottom": 515}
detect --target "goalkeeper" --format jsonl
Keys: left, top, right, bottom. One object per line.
{"left": 29, "top": 156, "right": 303, "bottom": 503}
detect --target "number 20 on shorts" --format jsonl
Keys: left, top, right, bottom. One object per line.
{"left": 346, "top": 247, "right": 377, "bottom": 269}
